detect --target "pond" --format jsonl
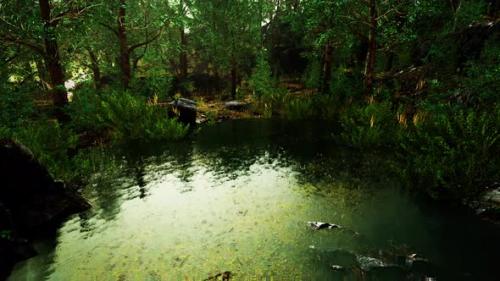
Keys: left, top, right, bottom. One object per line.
{"left": 8, "top": 120, "right": 500, "bottom": 281}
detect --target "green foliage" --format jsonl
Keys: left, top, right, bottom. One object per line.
{"left": 11, "top": 120, "right": 78, "bottom": 180}
{"left": 69, "top": 89, "right": 188, "bottom": 142}
{"left": 400, "top": 106, "right": 500, "bottom": 199}
{"left": 329, "top": 68, "right": 364, "bottom": 100}
{"left": 67, "top": 86, "right": 110, "bottom": 134}
{"left": 0, "top": 230, "right": 12, "bottom": 240}
{"left": 131, "top": 75, "right": 174, "bottom": 100}
{"left": 283, "top": 96, "right": 316, "bottom": 120}
{"left": 283, "top": 94, "right": 340, "bottom": 120}
{"left": 0, "top": 88, "right": 35, "bottom": 129}
{"left": 249, "top": 54, "right": 277, "bottom": 98}
{"left": 339, "top": 102, "right": 399, "bottom": 147}
{"left": 458, "top": 36, "right": 500, "bottom": 106}
{"left": 303, "top": 58, "right": 322, "bottom": 89}
{"left": 0, "top": 126, "right": 11, "bottom": 139}
{"left": 449, "top": 0, "right": 487, "bottom": 31}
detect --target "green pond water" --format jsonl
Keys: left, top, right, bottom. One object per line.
{"left": 8, "top": 120, "right": 500, "bottom": 281}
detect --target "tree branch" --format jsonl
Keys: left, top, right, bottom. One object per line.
{"left": 0, "top": 34, "right": 45, "bottom": 57}
{"left": 128, "top": 29, "right": 163, "bottom": 53}
{"left": 51, "top": 4, "right": 100, "bottom": 25}
{"left": 99, "top": 22, "right": 119, "bottom": 37}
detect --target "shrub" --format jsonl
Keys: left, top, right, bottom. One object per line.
{"left": 400, "top": 106, "right": 500, "bottom": 199}
{"left": 339, "top": 102, "right": 399, "bottom": 147}
{"left": 11, "top": 120, "right": 78, "bottom": 180}
{"left": 282, "top": 94, "right": 340, "bottom": 120}
{"left": 249, "top": 53, "right": 277, "bottom": 98}
{"left": 0, "top": 88, "right": 35, "bottom": 129}
{"left": 283, "top": 96, "right": 316, "bottom": 119}
{"left": 67, "top": 86, "right": 109, "bottom": 134}
{"left": 68, "top": 89, "right": 188, "bottom": 142}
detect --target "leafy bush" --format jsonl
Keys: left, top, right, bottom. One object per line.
{"left": 67, "top": 86, "right": 109, "bottom": 134}
{"left": 283, "top": 96, "right": 316, "bottom": 119}
{"left": 68, "top": 89, "right": 188, "bottom": 142}
{"left": 329, "top": 67, "right": 364, "bottom": 101}
{"left": 131, "top": 75, "right": 174, "bottom": 100}
{"left": 283, "top": 94, "right": 340, "bottom": 120}
{"left": 457, "top": 36, "right": 500, "bottom": 107}
{"left": 303, "top": 58, "right": 322, "bottom": 89}
{"left": 0, "top": 126, "right": 11, "bottom": 139}
{"left": 0, "top": 88, "right": 35, "bottom": 129}
{"left": 11, "top": 120, "right": 78, "bottom": 180}
{"left": 249, "top": 53, "right": 277, "bottom": 98}
{"left": 339, "top": 102, "right": 399, "bottom": 147}
{"left": 400, "top": 106, "right": 500, "bottom": 199}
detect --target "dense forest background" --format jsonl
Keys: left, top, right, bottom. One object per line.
{"left": 1, "top": 0, "right": 499, "bottom": 200}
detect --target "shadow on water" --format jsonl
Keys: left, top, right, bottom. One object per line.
{"left": 8, "top": 119, "right": 500, "bottom": 281}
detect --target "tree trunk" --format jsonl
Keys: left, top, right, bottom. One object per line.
{"left": 179, "top": 0, "right": 188, "bottom": 79}
{"left": 364, "top": 0, "right": 377, "bottom": 101}
{"left": 230, "top": 63, "right": 238, "bottom": 100}
{"left": 179, "top": 27, "right": 188, "bottom": 79}
{"left": 39, "top": 0, "right": 69, "bottom": 121}
{"left": 35, "top": 58, "right": 50, "bottom": 90}
{"left": 86, "top": 48, "right": 101, "bottom": 89}
{"left": 118, "top": 0, "right": 131, "bottom": 88}
{"left": 320, "top": 42, "right": 333, "bottom": 94}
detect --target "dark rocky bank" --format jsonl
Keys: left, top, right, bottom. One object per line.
{"left": 0, "top": 139, "right": 90, "bottom": 280}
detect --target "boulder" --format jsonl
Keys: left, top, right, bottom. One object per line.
{"left": 0, "top": 237, "right": 36, "bottom": 281}
{"left": 0, "top": 139, "right": 90, "bottom": 279}
{"left": 169, "top": 98, "right": 197, "bottom": 125}
{"left": 224, "top": 101, "right": 248, "bottom": 111}
{"left": 0, "top": 139, "right": 90, "bottom": 232}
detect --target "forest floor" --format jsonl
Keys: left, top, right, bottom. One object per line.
{"left": 195, "top": 96, "right": 261, "bottom": 123}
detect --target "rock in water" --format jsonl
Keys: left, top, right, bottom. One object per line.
{"left": 169, "top": 98, "right": 197, "bottom": 125}
{"left": 357, "top": 256, "right": 387, "bottom": 271}
{"left": 0, "top": 139, "right": 90, "bottom": 232}
{"left": 308, "top": 221, "right": 342, "bottom": 230}
{"left": 0, "top": 139, "right": 90, "bottom": 279}
{"left": 224, "top": 101, "right": 248, "bottom": 111}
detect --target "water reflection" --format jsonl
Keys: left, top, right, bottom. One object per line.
{"left": 8, "top": 120, "right": 500, "bottom": 281}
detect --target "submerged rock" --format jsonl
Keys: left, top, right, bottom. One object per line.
{"left": 0, "top": 139, "right": 90, "bottom": 279}
{"left": 331, "top": 265, "right": 345, "bottom": 271}
{"left": 308, "top": 221, "right": 342, "bottom": 230}
{"left": 204, "top": 271, "right": 232, "bottom": 281}
{"left": 357, "top": 256, "right": 387, "bottom": 271}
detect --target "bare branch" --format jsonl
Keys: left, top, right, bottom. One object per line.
{"left": 128, "top": 21, "right": 170, "bottom": 53}
{"left": 50, "top": 4, "right": 101, "bottom": 25}
{"left": 128, "top": 31, "right": 162, "bottom": 53}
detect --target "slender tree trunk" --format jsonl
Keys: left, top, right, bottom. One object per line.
{"left": 86, "top": 48, "right": 101, "bottom": 89}
{"left": 321, "top": 42, "right": 333, "bottom": 94}
{"left": 39, "top": 0, "right": 69, "bottom": 121}
{"left": 364, "top": 0, "right": 377, "bottom": 101}
{"left": 231, "top": 63, "right": 238, "bottom": 100}
{"left": 179, "top": 27, "right": 188, "bottom": 79}
{"left": 35, "top": 58, "right": 50, "bottom": 90}
{"left": 118, "top": 0, "right": 131, "bottom": 88}
{"left": 179, "top": 0, "right": 188, "bottom": 79}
